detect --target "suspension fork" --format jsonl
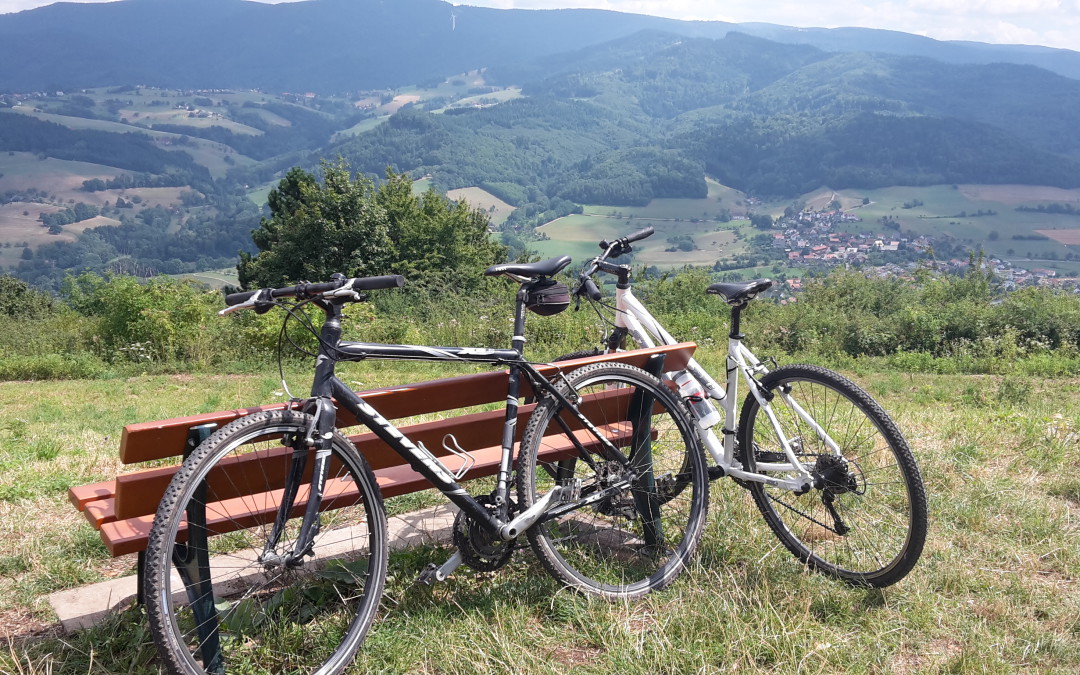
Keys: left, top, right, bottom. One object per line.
{"left": 260, "top": 395, "right": 337, "bottom": 568}
{"left": 263, "top": 299, "right": 345, "bottom": 567}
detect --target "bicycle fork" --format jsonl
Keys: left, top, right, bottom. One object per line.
{"left": 260, "top": 397, "right": 337, "bottom": 569}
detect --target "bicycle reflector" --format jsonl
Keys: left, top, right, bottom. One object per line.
{"left": 525, "top": 278, "right": 571, "bottom": 316}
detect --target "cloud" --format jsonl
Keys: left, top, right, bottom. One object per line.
{"left": 907, "top": 0, "right": 1060, "bottom": 14}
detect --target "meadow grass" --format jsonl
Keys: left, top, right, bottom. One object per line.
{"left": 0, "top": 363, "right": 1075, "bottom": 673}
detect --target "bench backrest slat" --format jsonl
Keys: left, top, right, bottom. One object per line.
{"left": 113, "top": 386, "right": 635, "bottom": 521}
{"left": 118, "top": 343, "right": 694, "bottom": 464}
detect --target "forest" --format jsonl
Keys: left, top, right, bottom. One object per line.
{"left": 6, "top": 28, "right": 1080, "bottom": 288}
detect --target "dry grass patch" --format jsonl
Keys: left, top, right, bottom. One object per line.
{"left": 1037, "top": 228, "right": 1080, "bottom": 245}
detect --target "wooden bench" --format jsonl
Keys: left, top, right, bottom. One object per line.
{"left": 68, "top": 343, "right": 696, "bottom": 561}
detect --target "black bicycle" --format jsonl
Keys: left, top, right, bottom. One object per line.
{"left": 142, "top": 256, "right": 708, "bottom": 675}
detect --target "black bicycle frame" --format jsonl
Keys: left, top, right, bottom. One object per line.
{"left": 273, "top": 287, "right": 632, "bottom": 563}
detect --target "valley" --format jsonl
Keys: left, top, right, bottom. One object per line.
{"left": 3, "top": 1, "right": 1080, "bottom": 292}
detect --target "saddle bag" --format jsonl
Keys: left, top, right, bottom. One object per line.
{"left": 525, "top": 278, "right": 570, "bottom": 316}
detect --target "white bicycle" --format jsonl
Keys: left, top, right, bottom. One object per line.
{"left": 564, "top": 227, "right": 927, "bottom": 587}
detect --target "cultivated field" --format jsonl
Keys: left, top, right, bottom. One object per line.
{"left": 839, "top": 184, "right": 1080, "bottom": 273}
{"left": 446, "top": 186, "right": 516, "bottom": 225}
{"left": 0, "top": 153, "right": 123, "bottom": 200}
{"left": 1039, "top": 229, "right": 1080, "bottom": 245}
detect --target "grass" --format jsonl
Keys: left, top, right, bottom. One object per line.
{"left": 0, "top": 360, "right": 1075, "bottom": 672}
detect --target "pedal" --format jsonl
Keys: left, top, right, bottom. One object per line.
{"left": 415, "top": 550, "right": 464, "bottom": 586}
{"left": 416, "top": 563, "right": 440, "bottom": 586}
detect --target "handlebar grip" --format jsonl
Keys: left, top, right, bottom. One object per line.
{"left": 352, "top": 275, "right": 405, "bottom": 291}
{"left": 583, "top": 278, "right": 602, "bottom": 301}
{"left": 224, "top": 289, "right": 257, "bottom": 306}
{"left": 599, "top": 226, "right": 655, "bottom": 250}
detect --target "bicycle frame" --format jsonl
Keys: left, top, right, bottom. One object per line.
{"left": 610, "top": 285, "right": 824, "bottom": 492}
{"left": 268, "top": 292, "right": 643, "bottom": 567}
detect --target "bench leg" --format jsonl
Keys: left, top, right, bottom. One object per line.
{"left": 629, "top": 353, "right": 666, "bottom": 550}
{"left": 171, "top": 477, "right": 224, "bottom": 673}
{"left": 135, "top": 423, "right": 217, "bottom": 608}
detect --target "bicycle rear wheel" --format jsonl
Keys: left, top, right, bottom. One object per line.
{"left": 144, "top": 409, "right": 388, "bottom": 675}
{"left": 517, "top": 361, "right": 708, "bottom": 599}
{"left": 738, "top": 364, "right": 927, "bottom": 587}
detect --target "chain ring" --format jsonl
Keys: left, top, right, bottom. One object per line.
{"left": 453, "top": 495, "right": 516, "bottom": 572}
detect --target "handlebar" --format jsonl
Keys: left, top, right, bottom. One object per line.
{"left": 580, "top": 278, "right": 602, "bottom": 301}
{"left": 221, "top": 274, "right": 405, "bottom": 315}
{"left": 572, "top": 227, "right": 655, "bottom": 306}
{"left": 599, "top": 226, "right": 653, "bottom": 251}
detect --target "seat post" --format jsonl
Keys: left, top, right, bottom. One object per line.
{"left": 729, "top": 304, "right": 745, "bottom": 340}
{"left": 512, "top": 285, "right": 529, "bottom": 355}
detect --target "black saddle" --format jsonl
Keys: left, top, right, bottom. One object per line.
{"left": 706, "top": 279, "right": 773, "bottom": 305}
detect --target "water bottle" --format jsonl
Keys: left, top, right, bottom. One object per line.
{"left": 673, "top": 371, "right": 721, "bottom": 429}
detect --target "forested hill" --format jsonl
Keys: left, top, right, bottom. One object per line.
{"left": 328, "top": 32, "right": 1080, "bottom": 200}
{"left": 3, "top": 0, "right": 1080, "bottom": 92}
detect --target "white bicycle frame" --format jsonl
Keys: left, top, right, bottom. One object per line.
{"left": 611, "top": 285, "right": 837, "bottom": 492}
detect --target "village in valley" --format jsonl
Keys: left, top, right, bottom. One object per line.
{"left": 753, "top": 202, "right": 1079, "bottom": 303}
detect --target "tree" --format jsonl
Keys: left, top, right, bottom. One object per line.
{"left": 0, "top": 274, "right": 53, "bottom": 318}
{"left": 750, "top": 213, "right": 774, "bottom": 229}
{"left": 375, "top": 170, "right": 508, "bottom": 291}
{"left": 239, "top": 162, "right": 507, "bottom": 291}
{"left": 239, "top": 162, "right": 393, "bottom": 288}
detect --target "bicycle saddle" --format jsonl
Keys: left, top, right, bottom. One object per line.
{"left": 484, "top": 255, "right": 572, "bottom": 279}
{"left": 706, "top": 279, "right": 773, "bottom": 305}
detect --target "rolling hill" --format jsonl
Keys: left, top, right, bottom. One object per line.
{"left": 3, "top": 0, "right": 1080, "bottom": 286}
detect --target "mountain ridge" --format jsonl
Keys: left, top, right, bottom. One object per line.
{"left": 2, "top": 0, "right": 1080, "bottom": 93}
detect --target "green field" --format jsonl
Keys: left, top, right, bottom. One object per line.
{"left": 332, "top": 115, "right": 388, "bottom": 141}
{"left": 536, "top": 181, "right": 1080, "bottom": 276}
{"left": 536, "top": 214, "right": 743, "bottom": 267}
{"left": 174, "top": 269, "right": 240, "bottom": 289}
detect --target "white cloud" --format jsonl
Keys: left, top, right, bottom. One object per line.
{"left": 907, "top": 0, "right": 1059, "bottom": 14}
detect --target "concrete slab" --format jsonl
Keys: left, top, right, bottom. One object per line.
{"left": 48, "top": 503, "right": 458, "bottom": 633}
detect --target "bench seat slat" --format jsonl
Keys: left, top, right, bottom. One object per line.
{"left": 98, "top": 423, "right": 633, "bottom": 557}
{"left": 82, "top": 499, "right": 115, "bottom": 529}
{"left": 69, "top": 480, "right": 115, "bottom": 511}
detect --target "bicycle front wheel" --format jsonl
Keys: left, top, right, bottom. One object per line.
{"left": 144, "top": 409, "right": 388, "bottom": 675}
{"left": 738, "top": 364, "right": 927, "bottom": 587}
{"left": 517, "top": 361, "right": 708, "bottom": 599}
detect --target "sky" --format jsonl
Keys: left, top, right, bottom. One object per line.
{"left": 0, "top": 0, "right": 1078, "bottom": 51}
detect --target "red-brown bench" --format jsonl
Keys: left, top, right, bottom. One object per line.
{"left": 68, "top": 343, "right": 696, "bottom": 562}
